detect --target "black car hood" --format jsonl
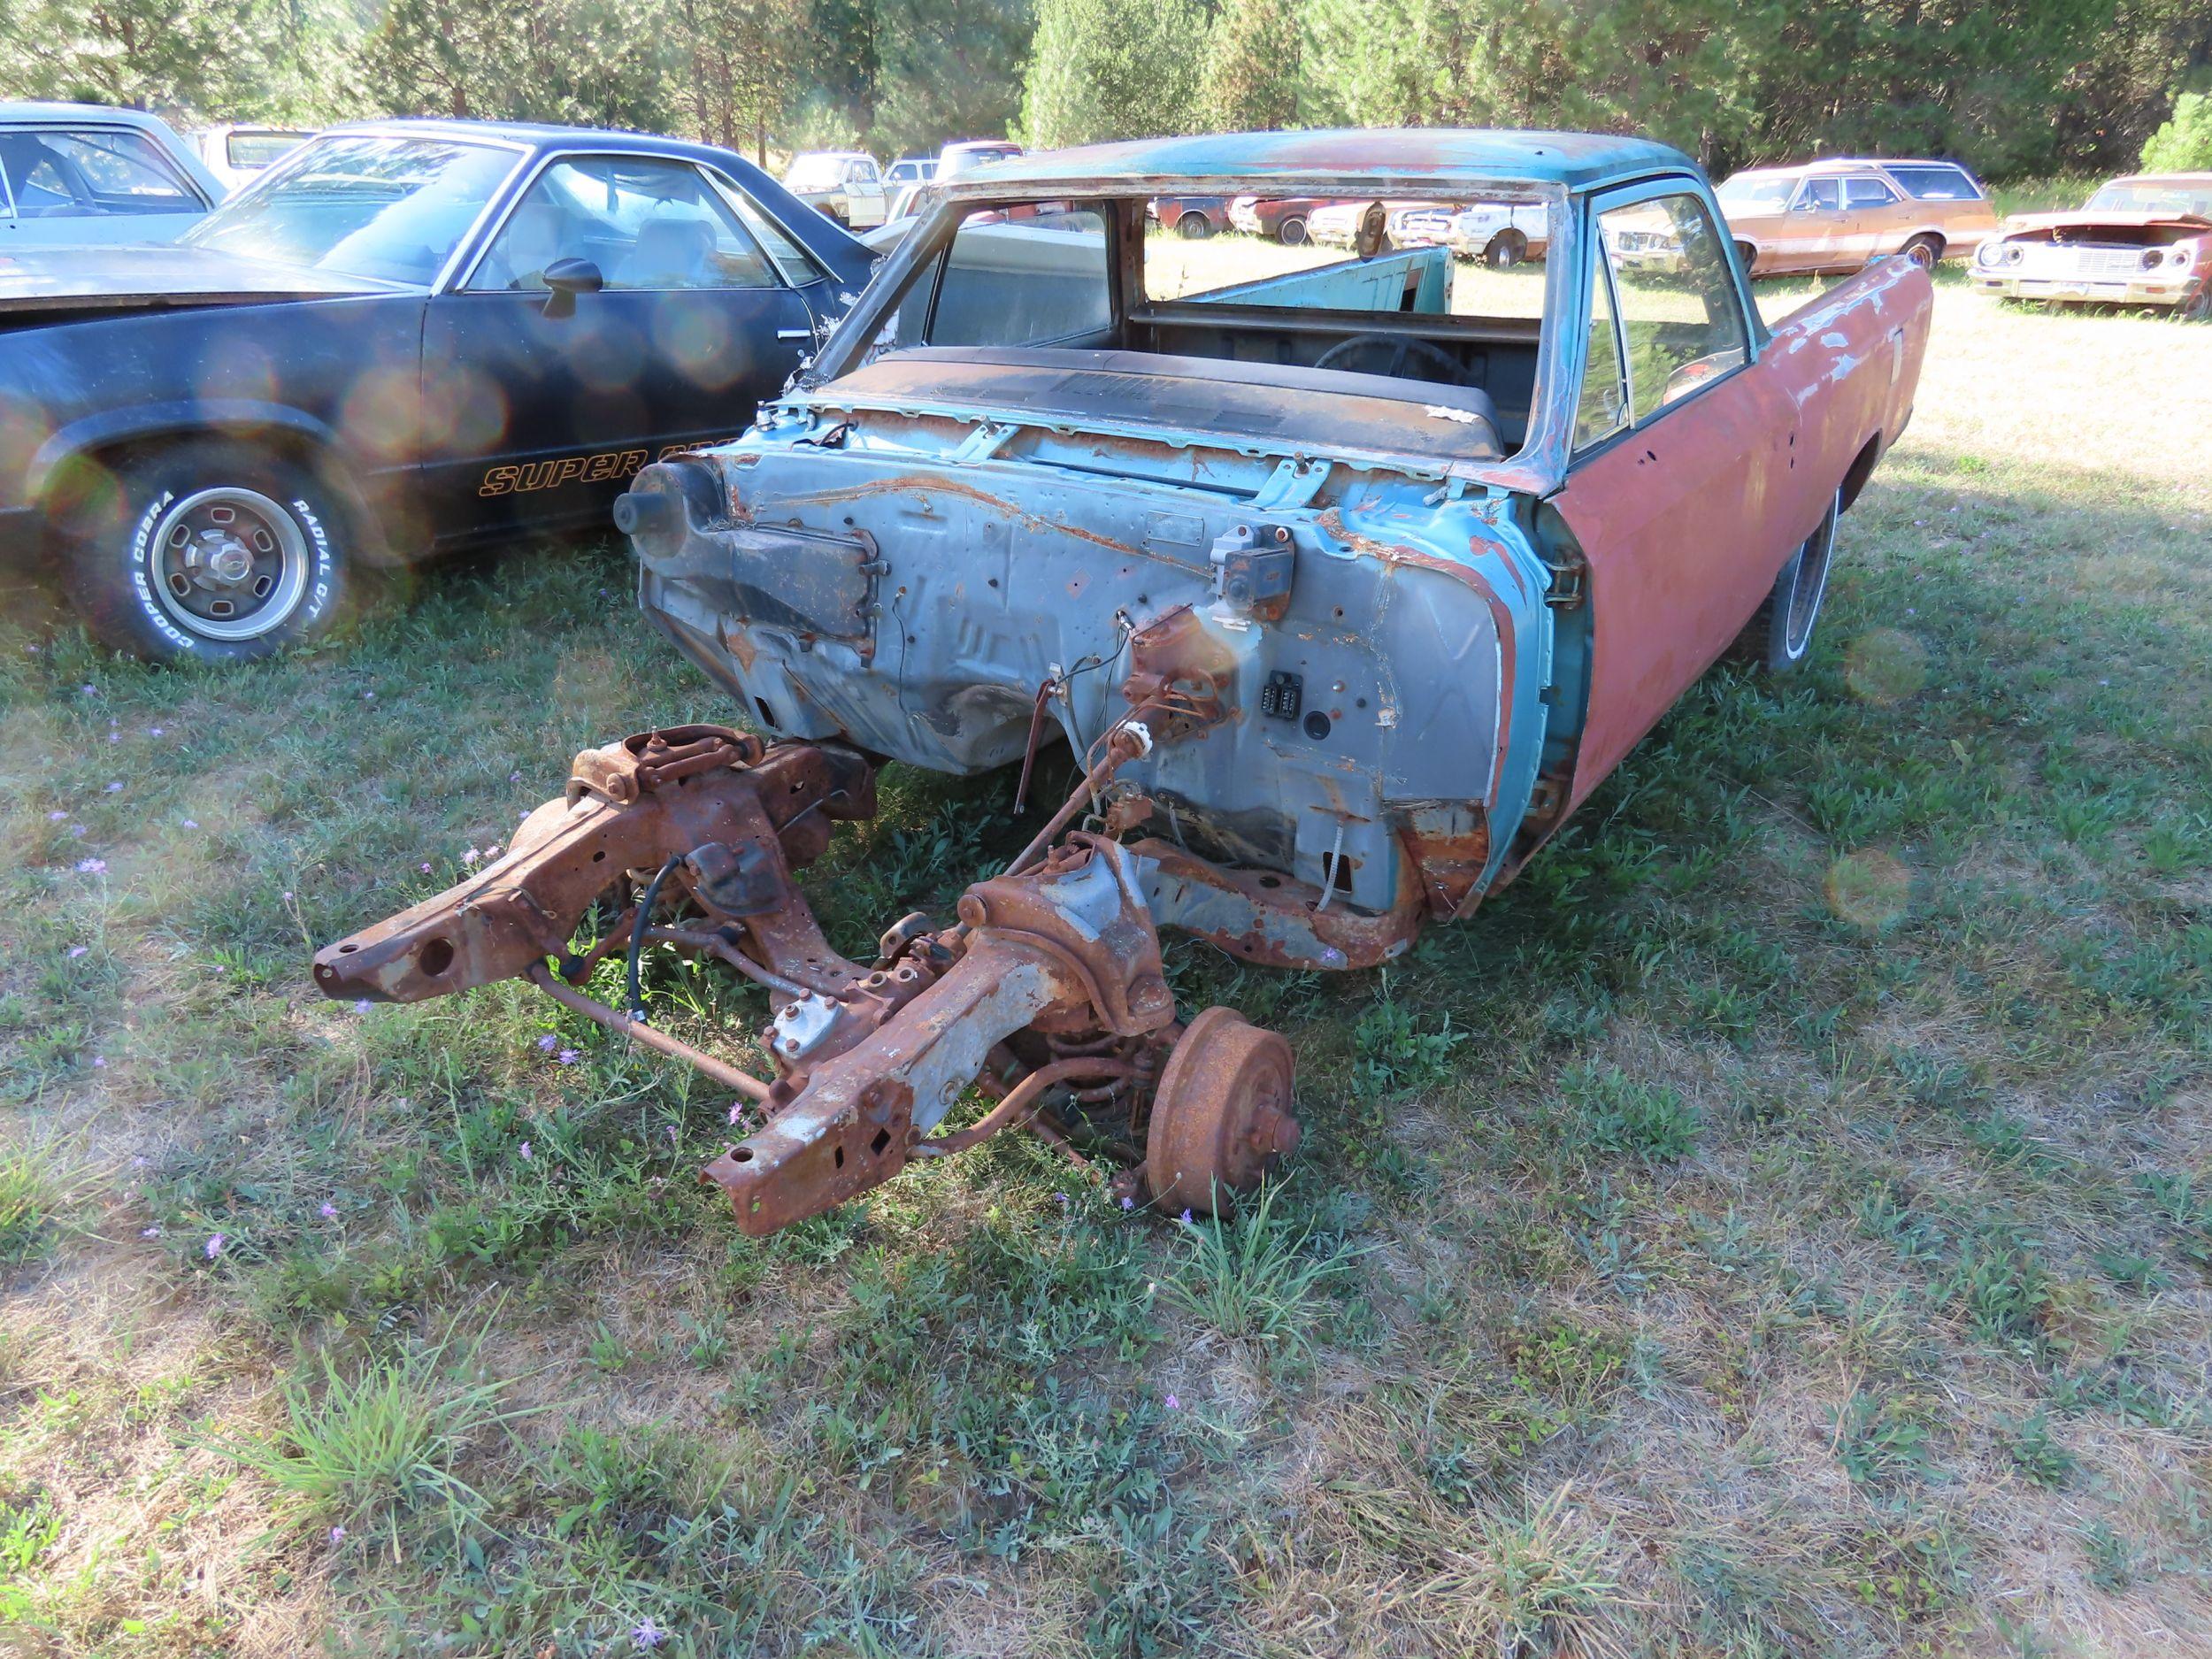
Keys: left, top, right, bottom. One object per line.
{"left": 0, "top": 245, "right": 408, "bottom": 317}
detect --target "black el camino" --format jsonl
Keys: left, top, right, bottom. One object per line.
{"left": 0, "top": 120, "right": 876, "bottom": 661}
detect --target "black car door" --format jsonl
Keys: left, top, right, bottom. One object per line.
{"left": 419, "top": 151, "right": 826, "bottom": 544}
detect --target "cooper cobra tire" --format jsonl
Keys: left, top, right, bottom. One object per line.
{"left": 65, "top": 440, "right": 356, "bottom": 664}
{"left": 1731, "top": 486, "right": 1841, "bottom": 674}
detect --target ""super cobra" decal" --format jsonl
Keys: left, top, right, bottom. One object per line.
{"left": 478, "top": 439, "right": 740, "bottom": 497}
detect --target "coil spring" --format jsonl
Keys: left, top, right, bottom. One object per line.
{"left": 1046, "top": 1030, "right": 1136, "bottom": 1107}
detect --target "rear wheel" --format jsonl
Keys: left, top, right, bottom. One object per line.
{"left": 1277, "top": 215, "right": 1308, "bottom": 245}
{"left": 2180, "top": 283, "right": 2212, "bottom": 322}
{"left": 63, "top": 439, "right": 356, "bottom": 664}
{"left": 1898, "top": 234, "right": 1943, "bottom": 272}
{"left": 1177, "top": 211, "right": 1214, "bottom": 240}
{"left": 1483, "top": 230, "right": 1527, "bottom": 268}
{"left": 1732, "top": 488, "right": 1840, "bottom": 674}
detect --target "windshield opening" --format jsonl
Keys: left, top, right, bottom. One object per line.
{"left": 2086, "top": 179, "right": 2212, "bottom": 218}
{"left": 826, "top": 187, "right": 1575, "bottom": 465}
{"left": 183, "top": 134, "right": 519, "bottom": 285}
{"left": 1716, "top": 174, "right": 1795, "bottom": 211}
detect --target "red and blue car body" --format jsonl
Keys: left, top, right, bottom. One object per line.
{"left": 620, "top": 129, "right": 1932, "bottom": 970}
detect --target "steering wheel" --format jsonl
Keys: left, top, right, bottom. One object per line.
{"left": 1312, "top": 333, "right": 1466, "bottom": 383}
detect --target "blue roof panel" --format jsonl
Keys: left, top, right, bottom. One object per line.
{"left": 948, "top": 128, "right": 1694, "bottom": 194}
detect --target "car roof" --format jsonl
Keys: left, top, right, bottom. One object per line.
{"left": 318, "top": 118, "right": 755, "bottom": 168}
{"left": 792, "top": 150, "right": 872, "bottom": 161}
{"left": 2106, "top": 171, "right": 2212, "bottom": 186}
{"left": 0, "top": 101, "right": 185, "bottom": 132}
{"left": 1739, "top": 157, "right": 1970, "bottom": 179}
{"left": 945, "top": 128, "right": 1692, "bottom": 194}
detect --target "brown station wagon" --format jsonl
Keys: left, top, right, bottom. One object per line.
{"left": 1716, "top": 157, "right": 1997, "bottom": 277}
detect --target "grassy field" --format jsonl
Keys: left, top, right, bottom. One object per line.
{"left": 2, "top": 256, "right": 2210, "bottom": 1658}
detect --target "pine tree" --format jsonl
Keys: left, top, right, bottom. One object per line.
{"left": 1018, "top": 0, "right": 1207, "bottom": 147}
{"left": 1201, "top": 0, "right": 1300, "bottom": 130}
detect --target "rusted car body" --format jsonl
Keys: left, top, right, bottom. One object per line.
{"left": 1717, "top": 157, "right": 1996, "bottom": 275}
{"left": 1970, "top": 173, "right": 2212, "bottom": 317}
{"left": 319, "top": 129, "right": 1931, "bottom": 1236}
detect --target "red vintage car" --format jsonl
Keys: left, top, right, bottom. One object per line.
{"left": 322, "top": 130, "right": 1932, "bottom": 1233}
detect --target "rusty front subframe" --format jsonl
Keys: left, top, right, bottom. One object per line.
{"left": 316, "top": 721, "right": 1310, "bottom": 1235}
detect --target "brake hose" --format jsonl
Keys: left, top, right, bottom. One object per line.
{"left": 626, "top": 856, "right": 684, "bottom": 1020}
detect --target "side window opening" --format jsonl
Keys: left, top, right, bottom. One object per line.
{"left": 1574, "top": 240, "right": 1628, "bottom": 450}
{"left": 469, "top": 156, "right": 780, "bottom": 293}
{"left": 1594, "top": 192, "right": 1749, "bottom": 428}
{"left": 909, "top": 207, "right": 1113, "bottom": 349}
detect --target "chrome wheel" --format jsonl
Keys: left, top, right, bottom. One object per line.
{"left": 1784, "top": 496, "right": 1839, "bottom": 658}
{"left": 148, "top": 486, "right": 311, "bottom": 642}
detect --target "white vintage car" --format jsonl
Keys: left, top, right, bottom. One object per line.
{"left": 1, "top": 103, "right": 224, "bottom": 246}
{"left": 1308, "top": 196, "right": 1551, "bottom": 265}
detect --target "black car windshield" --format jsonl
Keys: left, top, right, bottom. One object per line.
{"left": 182, "top": 134, "right": 520, "bottom": 285}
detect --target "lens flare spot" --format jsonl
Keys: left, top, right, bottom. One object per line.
{"left": 339, "top": 366, "right": 420, "bottom": 463}
{"left": 1824, "top": 849, "right": 1912, "bottom": 931}
{"left": 1843, "top": 628, "right": 1930, "bottom": 705}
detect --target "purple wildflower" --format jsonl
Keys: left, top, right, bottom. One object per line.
{"left": 107, "top": 732, "right": 119, "bottom": 744}
{"left": 75, "top": 857, "right": 106, "bottom": 874}
{"left": 518, "top": 1141, "right": 533, "bottom": 1161}
{"left": 149, "top": 726, "right": 164, "bottom": 737}
{"left": 556, "top": 1048, "right": 580, "bottom": 1066}
{"left": 632, "top": 1618, "right": 668, "bottom": 1649}
{"left": 666, "top": 1124, "right": 680, "bottom": 1146}
{"left": 319, "top": 1202, "right": 338, "bottom": 1220}
{"left": 463, "top": 847, "right": 480, "bottom": 866}
{"left": 509, "top": 771, "right": 522, "bottom": 783}
{"left": 68, "top": 945, "right": 87, "bottom": 958}
{"left": 181, "top": 818, "right": 199, "bottom": 830}
{"left": 728, "top": 1102, "right": 747, "bottom": 1125}
{"left": 46, "top": 810, "right": 65, "bottom": 822}
{"left": 204, "top": 1234, "right": 225, "bottom": 1260}
{"left": 104, "top": 780, "right": 122, "bottom": 792}
{"left": 81, "top": 683, "right": 96, "bottom": 695}
{"left": 141, "top": 1225, "right": 161, "bottom": 1240}
{"left": 419, "top": 862, "right": 432, "bottom": 874}
{"left": 329, "top": 1525, "right": 346, "bottom": 1545}
{"left": 1055, "top": 1192, "right": 1069, "bottom": 1208}
{"left": 1178, "top": 1209, "right": 1194, "bottom": 1226}
{"left": 536, "top": 1033, "right": 558, "bottom": 1053}
{"left": 353, "top": 999, "right": 372, "bottom": 1015}
{"left": 91, "top": 1056, "right": 106, "bottom": 1069}
{"left": 1120, "top": 1194, "right": 1134, "bottom": 1210}
{"left": 1164, "top": 1394, "right": 1180, "bottom": 1411}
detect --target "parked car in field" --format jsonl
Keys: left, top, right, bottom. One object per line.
{"left": 1149, "top": 195, "right": 1232, "bottom": 238}
{"left": 1392, "top": 198, "right": 1551, "bottom": 265}
{"left": 1, "top": 103, "right": 223, "bottom": 245}
{"left": 1970, "top": 173, "right": 2212, "bottom": 318}
{"left": 1304, "top": 196, "right": 1431, "bottom": 248}
{"left": 190, "top": 123, "right": 311, "bottom": 195}
{"left": 1716, "top": 157, "right": 1996, "bottom": 274}
{"left": 886, "top": 155, "right": 936, "bottom": 188}
{"left": 1226, "top": 193, "right": 1337, "bottom": 243}
{"left": 308, "top": 127, "right": 1935, "bottom": 1240}
{"left": 0, "top": 120, "right": 875, "bottom": 662}
{"left": 782, "top": 150, "right": 888, "bottom": 228}
{"left": 887, "top": 140, "right": 1025, "bottom": 220}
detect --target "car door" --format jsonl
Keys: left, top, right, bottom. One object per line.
{"left": 1778, "top": 176, "right": 1846, "bottom": 272}
{"left": 0, "top": 124, "right": 212, "bottom": 246}
{"left": 1548, "top": 183, "right": 1820, "bottom": 808}
{"left": 841, "top": 158, "right": 888, "bottom": 228}
{"left": 1841, "top": 173, "right": 1908, "bottom": 259}
{"left": 419, "top": 150, "right": 826, "bottom": 543}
